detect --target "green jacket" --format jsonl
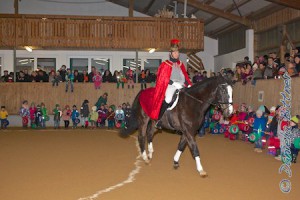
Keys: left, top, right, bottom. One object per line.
{"left": 95, "top": 96, "right": 107, "bottom": 109}
{"left": 41, "top": 107, "right": 47, "bottom": 117}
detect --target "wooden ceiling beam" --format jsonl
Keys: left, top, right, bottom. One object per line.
{"left": 205, "top": 0, "right": 251, "bottom": 25}
{"left": 206, "top": 4, "right": 284, "bottom": 37}
{"left": 187, "top": 0, "right": 215, "bottom": 16}
{"left": 265, "top": 0, "right": 300, "bottom": 10}
{"left": 143, "top": 0, "right": 156, "bottom": 13}
{"left": 177, "top": 0, "right": 252, "bottom": 27}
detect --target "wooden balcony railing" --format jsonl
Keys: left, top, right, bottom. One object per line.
{"left": 0, "top": 14, "right": 204, "bottom": 52}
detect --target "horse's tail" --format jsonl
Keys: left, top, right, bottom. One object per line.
{"left": 119, "top": 91, "right": 141, "bottom": 137}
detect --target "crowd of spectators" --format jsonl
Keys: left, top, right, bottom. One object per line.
{"left": 232, "top": 48, "right": 300, "bottom": 85}
{"left": 2, "top": 48, "right": 300, "bottom": 86}
{"left": 0, "top": 65, "right": 157, "bottom": 85}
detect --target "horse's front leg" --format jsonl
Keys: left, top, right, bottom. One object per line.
{"left": 173, "top": 134, "right": 187, "bottom": 169}
{"left": 185, "top": 132, "right": 208, "bottom": 177}
{"left": 147, "top": 120, "right": 156, "bottom": 159}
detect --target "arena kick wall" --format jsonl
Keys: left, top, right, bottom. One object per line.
{"left": 233, "top": 77, "right": 300, "bottom": 116}
{"left": 0, "top": 77, "right": 299, "bottom": 123}
{"left": 0, "top": 83, "right": 140, "bottom": 115}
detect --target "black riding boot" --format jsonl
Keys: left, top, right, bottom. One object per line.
{"left": 155, "top": 101, "right": 169, "bottom": 129}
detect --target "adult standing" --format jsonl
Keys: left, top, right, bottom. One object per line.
{"left": 95, "top": 92, "right": 108, "bottom": 109}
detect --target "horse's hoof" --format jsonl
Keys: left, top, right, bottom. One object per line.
{"left": 173, "top": 161, "right": 179, "bottom": 169}
{"left": 199, "top": 170, "right": 208, "bottom": 178}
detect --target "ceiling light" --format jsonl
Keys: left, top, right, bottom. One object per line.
{"left": 25, "top": 46, "right": 32, "bottom": 52}
{"left": 149, "top": 48, "right": 155, "bottom": 53}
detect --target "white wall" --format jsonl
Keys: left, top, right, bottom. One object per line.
{"left": 214, "top": 29, "right": 254, "bottom": 72}
{"left": 196, "top": 36, "right": 218, "bottom": 73}
{"left": 0, "top": 49, "right": 170, "bottom": 74}
{"left": 0, "top": 0, "right": 147, "bottom": 17}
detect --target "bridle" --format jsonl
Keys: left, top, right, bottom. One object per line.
{"left": 183, "top": 84, "right": 233, "bottom": 111}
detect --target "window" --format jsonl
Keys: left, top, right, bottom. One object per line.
{"left": 91, "top": 58, "right": 110, "bottom": 75}
{"left": 37, "top": 58, "right": 56, "bottom": 73}
{"left": 144, "top": 59, "right": 162, "bottom": 73}
{"left": 16, "top": 58, "right": 34, "bottom": 74}
{"left": 70, "top": 58, "right": 88, "bottom": 73}
{"left": 122, "top": 59, "right": 141, "bottom": 74}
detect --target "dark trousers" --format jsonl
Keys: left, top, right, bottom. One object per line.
{"left": 64, "top": 120, "right": 70, "bottom": 128}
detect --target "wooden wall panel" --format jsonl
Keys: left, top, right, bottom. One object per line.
{"left": 233, "top": 77, "right": 299, "bottom": 116}
{"left": 0, "top": 83, "right": 140, "bottom": 114}
{"left": 1, "top": 78, "right": 300, "bottom": 115}
{"left": 0, "top": 14, "right": 204, "bottom": 52}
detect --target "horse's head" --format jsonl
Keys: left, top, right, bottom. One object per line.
{"left": 214, "top": 75, "right": 234, "bottom": 118}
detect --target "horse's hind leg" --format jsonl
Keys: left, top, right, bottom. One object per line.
{"left": 173, "top": 134, "right": 187, "bottom": 169}
{"left": 184, "top": 133, "right": 208, "bottom": 177}
{"left": 146, "top": 120, "right": 156, "bottom": 159}
{"left": 138, "top": 117, "right": 150, "bottom": 163}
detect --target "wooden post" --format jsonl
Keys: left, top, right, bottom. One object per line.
{"left": 13, "top": 0, "right": 19, "bottom": 81}
{"left": 14, "top": 0, "right": 19, "bottom": 14}
{"left": 135, "top": 50, "right": 139, "bottom": 83}
{"left": 129, "top": 0, "right": 134, "bottom": 17}
{"left": 280, "top": 25, "right": 287, "bottom": 64}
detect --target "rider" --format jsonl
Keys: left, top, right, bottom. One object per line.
{"left": 153, "top": 39, "right": 192, "bottom": 129}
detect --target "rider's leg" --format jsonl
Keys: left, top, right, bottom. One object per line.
{"left": 155, "top": 85, "right": 177, "bottom": 129}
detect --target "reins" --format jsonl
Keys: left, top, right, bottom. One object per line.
{"left": 182, "top": 88, "right": 233, "bottom": 110}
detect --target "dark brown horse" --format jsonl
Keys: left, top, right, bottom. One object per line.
{"left": 120, "top": 75, "right": 234, "bottom": 177}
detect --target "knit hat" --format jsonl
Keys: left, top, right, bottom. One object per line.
{"left": 170, "top": 39, "right": 180, "bottom": 52}
{"left": 256, "top": 109, "right": 263, "bottom": 116}
{"left": 92, "top": 106, "right": 97, "bottom": 112}
{"left": 258, "top": 105, "right": 265, "bottom": 113}
{"left": 291, "top": 116, "right": 299, "bottom": 124}
{"left": 270, "top": 106, "right": 276, "bottom": 112}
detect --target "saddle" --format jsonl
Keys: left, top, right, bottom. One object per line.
{"left": 167, "top": 89, "right": 180, "bottom": 111}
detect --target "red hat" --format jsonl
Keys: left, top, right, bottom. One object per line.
{"left": 170, "top": 39, "right": 180, "bottom": 52}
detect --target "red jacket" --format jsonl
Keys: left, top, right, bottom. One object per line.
{"left": 139, "top": 60, "right": 192, "bottom": 120}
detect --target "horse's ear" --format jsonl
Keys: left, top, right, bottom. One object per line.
{"left": 223, "top": 70, "right": 235, "bottom": 85}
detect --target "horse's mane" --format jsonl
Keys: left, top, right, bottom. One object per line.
{"left": 186, "top": 76, "right": 221, "bottom": 94}
{"left": 186, "top": 75, "right": 233, "bottom": 94}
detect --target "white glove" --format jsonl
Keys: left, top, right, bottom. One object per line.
{"left": 187, "top": 85, "right": 192, "bottom": 88}
{"left": 172, "top": 82, "right": 183, "bottom": 89}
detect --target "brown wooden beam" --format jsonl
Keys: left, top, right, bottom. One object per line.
{"left": 205, "top": 0, "right": 251, "bottom": 25}
{"left": 187, "top": 0, "right": 215, "bottom": 16}
{"left": 177, "top": 0, "right": 252, "bottom": 27}
{"left": 207, "top": 4, "right": 284, "bottom": 37}
{"left": 204, "top": 0, "right": 215, "bottom": 5}
{"left": 14, "top": 0, "right": 19, "bottom": 14}
{"left": 129, "top": 0, "right": 134, "bottom": 17}
{"left": 266, "top": 0, "right": 300, "bottom": 10}
{"left": 143, "top": 0, "right": 156, "bottom": 13}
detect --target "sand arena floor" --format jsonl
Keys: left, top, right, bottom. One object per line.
{"left": 0, "top": 128, "right": 299, "bottom": 200}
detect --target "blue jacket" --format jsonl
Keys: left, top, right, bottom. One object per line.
{"left": 71, "top": 110, "right": 79, "bottom": 120}
{"left": 253, "top": 116, "right": 267, "bottom": 136}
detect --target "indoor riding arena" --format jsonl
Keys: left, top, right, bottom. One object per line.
{"left": 0, "top": 1, "right": 300, "bottom": 200}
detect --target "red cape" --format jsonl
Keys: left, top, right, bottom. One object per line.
{"left": 139, "top": 60, "right": 192, "bottom": 120}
